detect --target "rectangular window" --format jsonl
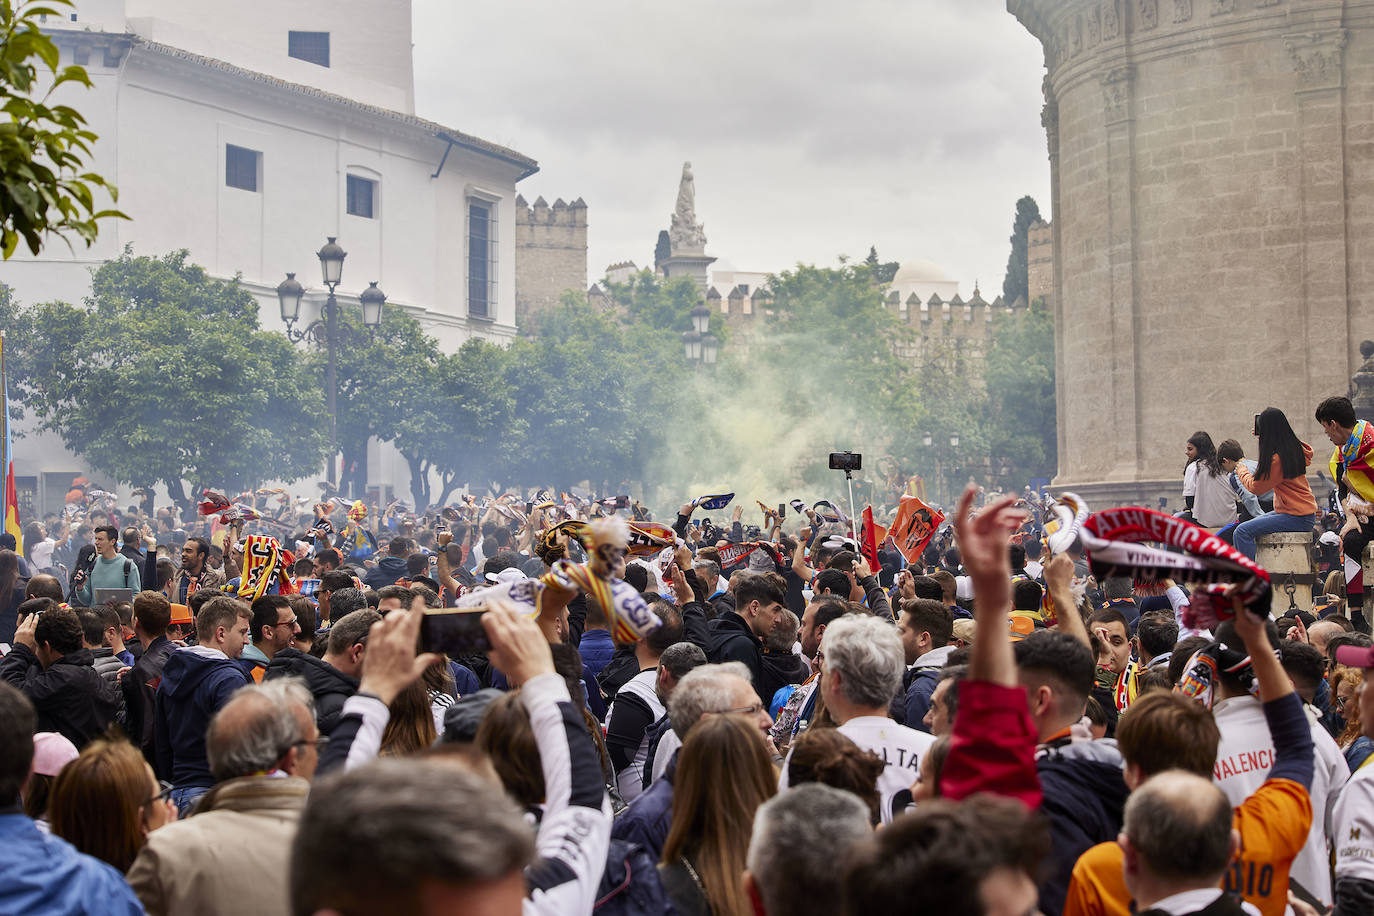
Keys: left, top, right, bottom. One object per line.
{"left": 225, "top": 144, "right": 260, "bottom": 192}
{"left": 468, "top": 200, "right": 497, "bottom": 318}
{"left": 288, "top": 31, "right": 330, "bottom": 67}
{"left": 346, "top": 175, "right": 376, "bottom": 219}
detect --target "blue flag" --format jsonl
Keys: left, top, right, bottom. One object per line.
{"left": 694, "top": 493, "right": 734, "bottom": 511}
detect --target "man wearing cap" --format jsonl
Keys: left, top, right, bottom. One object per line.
{"left": 1333, "top": 639, "right": 1374, "bottom": 915}
{"left": 1211, "top": 615, "right": 1348, "bottom": 908}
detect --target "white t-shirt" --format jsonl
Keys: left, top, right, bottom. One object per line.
{"left": 781, "top": 715, "right": 934, "bottom": 824}
{"left": 1213, "top": 696, "right": 1348, "bottom": 905}
{"left": 1335, "top": 757, "right": 1374, "bottom": 886}
{"left": 1183, "top": 460, "right": 1199, "bottom": 498}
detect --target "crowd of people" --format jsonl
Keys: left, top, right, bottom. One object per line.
{"left": 2, "top": 398, "right": 1374, "bottom": 915}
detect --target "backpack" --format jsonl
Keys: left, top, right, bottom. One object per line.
{"left": 594, "top": 839, "right": 669, "bottom": 915}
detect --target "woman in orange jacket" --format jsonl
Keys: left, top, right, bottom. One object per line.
{"left": 1233, "top": 407, "right": 1318, "bottom": 559}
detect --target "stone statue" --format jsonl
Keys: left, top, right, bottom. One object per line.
{"left": 669, "top": 161, "right": 707, "bottom": 252}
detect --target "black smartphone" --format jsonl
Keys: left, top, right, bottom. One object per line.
{"left": 1253, "top": 414, "right": 1261, "bottom": 436}
{"left": 419, "top": 608, "right": 489, "bottom": 656}
{"left": 777, "top": 503, "right": 786, "bottom": 519}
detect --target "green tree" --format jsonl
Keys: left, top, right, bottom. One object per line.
{"left": 1000, "top": 196, "right": 1042, "bottom": 306}
{"left": 0, "top": 0, "right": 125, "bottom": 258}
{"left": 863, "top": 245, "right": 900, "bottom": 286}
{"left": 10, "top": 249, "right": 328, "bottom": 500}
{"left": 396, "top": 338, "right": 525, "bottom": 508}
{"left": 984, "top": 297, "right": 1056, "bottom": 484}
{"left": 304, "top": 308, "right": 442, "bottom": 499}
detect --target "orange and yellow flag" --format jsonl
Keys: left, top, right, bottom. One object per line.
{"left": 1, "top": 336, "right": 22, "bottom": 553}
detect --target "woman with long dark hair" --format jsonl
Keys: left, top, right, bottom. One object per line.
{"left": 0, "top": 548, "right": 27, "bottom": 644}
{"left": 1233, "top": 407, "right": 1318, "bottom": 559}
{"left": 658, "top": 714, "right": 776, "bottom": 916}
{"left": 1180, "top": 431, "right": 1216, "bottom": 520}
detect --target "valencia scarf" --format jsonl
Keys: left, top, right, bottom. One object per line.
{"left": 238, "top": 535, "right": 297, "bottom": 602}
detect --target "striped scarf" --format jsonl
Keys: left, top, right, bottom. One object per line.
{"left": 238, "top": 535, "right": 296, "bottom": 602}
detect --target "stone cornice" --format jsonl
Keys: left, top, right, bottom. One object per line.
{"left": 1284, "top": 30, "right": 1347, "bottom": 93}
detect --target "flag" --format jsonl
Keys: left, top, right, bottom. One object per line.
{"left": 0, "top": 337, "right": 21, "bottom": 554}
{"left": 694, "top": 493, "right": 734, "bottom": 511}
{"left": 890, "top": 494, "right": 944, "bottom": 565}
{"left": 860, "top": 506, "right": 886, "bottom": 575}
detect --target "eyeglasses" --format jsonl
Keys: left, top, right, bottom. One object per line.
{"left": 1335, "top": 696, "right": 1352, "bottom": 712}
{"left": 272, "top": 616, "right": 299, "bottom": 629}
{"left": 724, "top": 704, "right": 764, "bottom": 717}
{"left": 144, "top": 780, "right": 173, "bottom": 807}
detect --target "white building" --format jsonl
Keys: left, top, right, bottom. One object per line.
{"left": 2, "top": 0, "right": 538, "bottom": 515}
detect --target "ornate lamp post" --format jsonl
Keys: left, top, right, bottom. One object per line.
{"left": 277, "top": 237, "right": 385, "bottom": 487}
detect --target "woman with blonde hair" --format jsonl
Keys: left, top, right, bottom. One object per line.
{"left": 48, "top": 738, "right": 176, "bottom": 872}
{"left": 1331, "top": 665, "right": 1374, "bottom": 772}
{"left": 659, "top": 713, "right": 777, "bottom": 916}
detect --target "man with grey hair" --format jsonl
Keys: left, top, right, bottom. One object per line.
{"left": 1119, "top": 770, "right": 1244, "bottom": 915}
{"left": 265, "top": 608, "right": 379, "bottom": 732}
{"left": 744, "top": 784, "right": 871, "bottom": 916}
{"left": 612, "top": 660, "right": 772, "bottom": 859}
{"left": 642, "top": 641, "right": 708, "bottom": 788}
{"left": 781, "top": 614, "right": 934, "bottom": 823}
{"left": 129, "top": 678, "right": 319, "bottom": 916}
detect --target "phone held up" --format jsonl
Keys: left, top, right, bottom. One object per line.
{"left": 420, "top": 608, "right": 489, "bottom": 657}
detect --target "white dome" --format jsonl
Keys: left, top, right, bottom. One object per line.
{"left": 892, "top": 258, "right": 950, "bottom": 284}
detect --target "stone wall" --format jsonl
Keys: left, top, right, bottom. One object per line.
{"left": 1009, "top": 0, "right": 1374, "bottom": 506}
{"left": 708, "top": 282, "right": 1023, "bottom": 384}
{"left": 514, "top": 194, "right": 587, "bottom": 323}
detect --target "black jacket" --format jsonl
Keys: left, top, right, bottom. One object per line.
{"left": 0, "top": 645, "right": 119, "bottom": 748}
{"left": 759, "top": 650, "right": 808, "bottom": 707}
{"left": 706, "top": 612, "right": 766, "bottom": 703}
{"left": 1036, "top": 741, "right": 1131, "bottom": 916}
{"left": 263, "top": 647, "right": 359, "bottom": 733}
{"left": 121, "top": 635, "right": 177, "bottom": 761}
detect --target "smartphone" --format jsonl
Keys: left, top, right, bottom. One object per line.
{"left": 420, "top": 608, "right": 489, "bottom": 656}
{"left": 777, "top": 503, "right": 786, "bottom": 520}
{"left": 1253, "top": 414, "right": 1261, "bottom": 436}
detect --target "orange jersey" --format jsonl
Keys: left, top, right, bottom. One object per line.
{"left": 1064, "top": 778, "right": 1312, "bottom": 916}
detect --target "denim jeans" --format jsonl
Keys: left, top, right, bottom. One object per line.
{"left": 1232, "top": 511, "right": 1316, "bottom": 560}
{"left": 170, "top": 785, "right": 209, "bottom": 818}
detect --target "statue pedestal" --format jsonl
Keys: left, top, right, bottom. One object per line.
{"left": 661, "top": 251, "right": 716, "bottom": 291}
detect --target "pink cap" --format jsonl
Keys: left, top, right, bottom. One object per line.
{"left": 32, "top": 732, "right": 79, "bottom": 777}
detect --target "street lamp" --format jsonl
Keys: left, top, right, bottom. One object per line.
{"left": 684, "top": 302, "right": 719, "bottom": 366}
{"left": 278, "top": 237, "right": 386, "bottom": 489}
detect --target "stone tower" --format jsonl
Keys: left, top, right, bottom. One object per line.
{"left": 514, "top": 195, "right": 588, "bottom": 322}
{"left": 1009, "top": 0, "right": 1374, "bottom": 506}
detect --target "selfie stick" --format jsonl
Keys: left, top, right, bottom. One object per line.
{"left": 844, "top": 469, "right": 858, "bottom": 538}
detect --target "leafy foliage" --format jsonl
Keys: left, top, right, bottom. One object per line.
{"left": 0, "top": 0, "right": 125, "bottom": 258}
{"left": 1000, "top": 196, "right": 1042, "bottom": 306}
{"left": 984, "top": 297, "right": 1056, "bottom": 482}
{"left": 7, "top": 249, "right": 328, "bottom": 492}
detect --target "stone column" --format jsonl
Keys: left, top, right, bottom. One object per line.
{"left": 1100, "top": 64, "right": 1141, "bottom": 480}
{"left": 1286, "top": 30, "right": 1351, "bottom": 407}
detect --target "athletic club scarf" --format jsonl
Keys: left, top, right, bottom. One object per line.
{"left": 1080, "top": 505, "right": 1270, "bottom": 630}
{"left": 694, "top": 493, "right": 734, "bottom": 511}
{"left": 627, "top": 521, "right": 675, "bottom": 557}
{"left": 717, "top": 541, "right": 783, "bottom": 575}
{"left": 238, "top": 535, "right": 296, "bottom": 602}
{"left": 1332, "top": 419, "right": 1374, "bottom": 504}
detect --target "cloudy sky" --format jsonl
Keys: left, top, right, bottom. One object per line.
{"left": 412, "top": 0, "right": 1050, "bottom": 297}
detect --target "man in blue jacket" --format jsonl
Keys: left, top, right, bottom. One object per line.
{"left": 154, "top": 595, "right": 251, "bottom": 815}
{"left": 0, "top": 682, "right": 144, "bottom": 915}
{"left": 363, "top": 537, "right": 411, "bottom": 591}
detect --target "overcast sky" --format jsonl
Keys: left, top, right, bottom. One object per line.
{"left": 412, "top": 0, "right": 1050, "bottom": 297}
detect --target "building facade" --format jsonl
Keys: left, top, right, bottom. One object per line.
{"left": 2, "top": 0, "right": 540, "bottom": 513}
{"left": 1010, "top": 0, "right": 1374, "bottom": 506}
